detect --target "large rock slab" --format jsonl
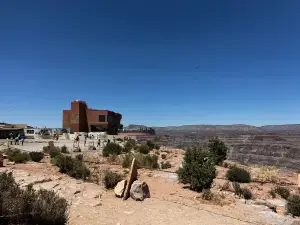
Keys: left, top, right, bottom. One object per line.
{"left": 123, "top": 158, "right": 138, "bottom": 200}
{"left": 114, "top": 180, "right": 127, "bottom": 198}
{"left": 130, "top": 180, "right": 150, "bottom": 201}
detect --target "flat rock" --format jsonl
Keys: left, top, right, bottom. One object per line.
{"left": 114, "top": 180, "right": 127, "bottom": 198}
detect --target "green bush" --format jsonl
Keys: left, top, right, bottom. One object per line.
{"left": 287, "top": 194, "right": 300, "bottom": 217}
{"left": 122, "top": 153, "right": 159, "bottom": 169}
{"left": 177, "top": 147, "right": 216, "bottom": 192}
{"left": 103, "top": 143, "right": 123, "bottom": 157}
{"left": 103, "top": 170, "right": 122, "bottom": 189}
{"left": 232, "top": 182, "right": 242, "bottom": 196}
{"left": 161, "top": 161, "right": 172, "bottom": 169}
{"left": 43, "top": 143, "right": 61, "bottom": 158}
{"left": 154, "top": 144, "right": 160, "bottom": 150}
{"left": 241, "top": 187, "right": 253, "bottom": 199}
{"left": 29, "top": 151, "right": 44, "bottom": 162}
{"left": 208, "top": 137, "right": 228, "bottom": 165}
{"left": 226, "top": 166, "right": 251, "bottom": 183}
{"left": 75, "top": 154, "right": 83, "bottom": 161}
{"left": 271, "top": 186, "right": 290, "bottom": 199}
{"left": 6, "top": 149, "right": 30, "bottom": 163}
{"left": 155, "top": 151, "right": 160, "bottom": 155}
{"left": 124, "top": 139, "right": 136, "bottom": 153}
{"left": 161, "top": 154, "right": 167, "bottom": 159}
{"left": 0, "top": 172, "right": 68, "bottom": 225}
{"left": 269, "top": 189, "right": 276, "bottom": 198}
{"left": 138, "top": 144, "right": 151, "bottom": 154}
{"left": 146, "top": 140, "right": 155, "bottom": 149}
{"left": 52, "top": 154, "right": 90, "bottom": 180}
{"left": 60, "top": 145, "right": 69, "bottom": 154}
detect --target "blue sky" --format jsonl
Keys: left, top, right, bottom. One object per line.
{"left": 0, "top": 0, "right": 300, "bottom": 127}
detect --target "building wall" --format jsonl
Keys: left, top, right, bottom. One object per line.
{"left": 62, "top": 100, "right": 122, "bottom": 134}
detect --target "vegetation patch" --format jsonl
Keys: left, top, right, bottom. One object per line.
{"left": 177, "top": 147, "right": 216, "bottom": 192}
{"left": 29, "top": 151, "right": 44, "bottom": 162}
{"left": 161, "top": 161, "right": 172, "bottom": 169}
{"left": 270, "top": 186, "right": 290, "bottom": 199}
{"left": 208, "top": 137, "right": 228, "bottom": 165}
{"left": 287, "top": 194, "right": 300, "bottom": 217}
{"left": 60, "top": 145, "right": 69, "bottom": 154}
{"left": 0, "top": 172, "right": 68, "bottom": 225}
{"left": 5, "top": 149, "right": 30, "bottom": 163}
{"left": 123, "top": 139, "right": 136, "bottom": 153}
{"left": 103, "top": 170, "right": 123, "bottom": 189}
{"left": 138, "top": 144, "right": 151, "bottom": 154}
{"left": 226, "top": 166, "right": 251, "bottom": 183}
{"left": 52, "top": 154, "right": 90, "bottom": 180}
{"left": 103, "top": 143, "right": 123, "bottom": 157}
{"left": 122, "top": 153, "right": 159, "bottom": 169}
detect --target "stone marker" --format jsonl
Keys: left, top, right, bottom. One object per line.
{"left": 114, "top": 180, "right": 127, "bottom": 198}
{"left": 123, "top": 158, "right": 138, "bottom": 200}
{"left": 130, "top": 180, "right": 150, "bottom": 201}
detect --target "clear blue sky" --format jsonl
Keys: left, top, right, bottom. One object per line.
{"left": 0, "top": 0, "right": 300, "bottom": 128}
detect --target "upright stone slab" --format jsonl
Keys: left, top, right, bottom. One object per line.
{"left": 123, "top": 158, "right": 138, "bottom": 200}
{"left": 0, "top": 153, "right": 4, "bottom": 167}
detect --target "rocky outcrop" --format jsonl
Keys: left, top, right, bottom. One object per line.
{"left": 114, "top": 180, "right": 127, "bottom": 198}
{"left": 130, "top": 181, "right": 150, "bottom": 201}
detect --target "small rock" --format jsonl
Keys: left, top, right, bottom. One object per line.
{"left": 130, "top": 180, "right": 150, "bottom": 201}
{"left": 6, "top": 161, "right": 15, "bottom": 165}
{"left": 93, "top": 202, "right": 102, "bottom": 207}
{"left": 114, "top": 180, "right": 127, "bottom": 198}
{"left": 74, "top": 190, "right": 81, "bottom": 195}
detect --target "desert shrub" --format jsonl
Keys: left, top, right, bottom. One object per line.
{"left": 220, "top": 181, "right": 231, "bottom": 191}
{"left": 75, "top": 154, "right": 83, "bottom": 161}
{"left": 177, "top": 147, "right": 216, "bottom": 192}
{"left": 124, "top": 139, "right": 136, "bottom": 153}
{"left": 52, "top": 154, "right": 90, "bottom": 180}
{"left": 107, "top": 154, "right": 120, "bottom": 165}
{"left": 155, "top": 151, "right": 160, "bottom": 155}
{"left": 161, "top": 154, "right": 167, "bottom": 159}
{"left": 269, "top": 189, "right": 276, "bottom": 198}
{"left": 7, "top": 149, "right": 30, "bottom": 163}
{"left": 103, "top": 170, "right": 122, "bottom": 189}
{"left": 116, "top": 138, "right": 123, "bottom": 142}
{"left": 223, "top": 162, "right": 229, "bottom": 168}
{"left": 232, "top": 182, "right": 242, "bottom": 196}
{"left": 0, "top": 172, "right": 68, "bottom": 225}
{"left": 122, "top": 153, "right": 134, "bottom": 168}
{"left": 202, "top": 189, "right": 214, "bottom": 200}
{"left": 146, "top": 140, "right": 155, "bottom": 149}
{"left": 103, "top": 143, "right": 123, "bottom": 157}
{"left": 256, "top": 165, "right": 279, "bottom": 183}
{"left": 287, "top": 194, "right": 300, "bottom": 217}
{"left": 60, "top": 145, "right": 69, "bottom": 154}
{"left": 161, "top": 161, "right": 172, "bottom": 169}
{"left": 154, "top": 144, "right": 160, "bottom": 150}
{"left": 241, "top": 187, "right": 253, "bottom": 199}
{"left": 122, "top": 153, "right": 159, "bottom": 169}
{"left": 138, "top": 144, "right": 151, "bottom": 154}
{"left": 271, "top": 186, "right": 290, "bottom": 199}
{"left": 29, "top": 151, "right": 44, "bottom": 162}
{"left": 226, "top": 166, "right": 251, "bottom": 183}
{"left": 208, "top": 137, "right": 228, "bottom": 165}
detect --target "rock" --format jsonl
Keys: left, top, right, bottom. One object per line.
{"left": 6, "top": 161, "right": 15, "bottom": 165}
{"left": 114, "top": 180, "right": 127, "bottom": 198}
{"left": 130, "top": 180, "right": 150, "bottom": 201}
{"left": 0, "top": 154, "right": 3, "bottom": 167}
{"left": 123, "top": 158, "right": 138, "bottom": 200}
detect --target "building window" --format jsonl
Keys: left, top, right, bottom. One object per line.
{"left": 26, "top": 130, "right": 34, "bottom": 134}
{"left": 99, "top": 115, "right": 106, "bottom": 122}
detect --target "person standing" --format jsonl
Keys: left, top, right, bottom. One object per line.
{"left": 20, "top": 135, "right": 25, "bottom": 146}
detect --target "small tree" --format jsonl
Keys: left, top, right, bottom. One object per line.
{"left": 146, "top": 140, "right": 155, "bottom": 150}
{"left": 138, "top": 144, "right": 150, "bottom": 154}
{"left": 208, "top": 137, "right": 228, "bottom": 165}
{"left": 177, "top": 147, "right": 216, "bottom": 192}
{"left": 287, "top": 194, "right": 300, "bottom": 216}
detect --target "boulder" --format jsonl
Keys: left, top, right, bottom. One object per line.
{"left": 123, "top": 158, "right": 138, "bottom": 200}
{"left": 114, "top": 180, "right": 127, "bottom": 198}
{"left": 130, "top": 181, "right": 150, "bottom": 201}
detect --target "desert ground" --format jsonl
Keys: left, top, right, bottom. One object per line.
{"left": 0, "top": 138, "right": 300, "bottom": 225}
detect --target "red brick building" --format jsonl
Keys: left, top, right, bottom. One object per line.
{"left": 62, "top": 100, "right": 122, "bottom": 134}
